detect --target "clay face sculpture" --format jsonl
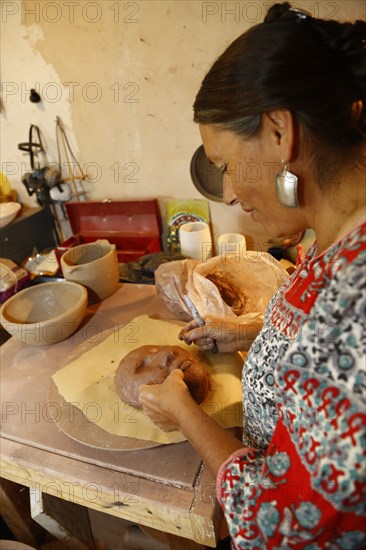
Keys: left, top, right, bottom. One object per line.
{"left": 114, "top": 345, "right": 210, "bottom": 408}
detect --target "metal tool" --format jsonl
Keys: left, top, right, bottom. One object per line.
{"left": 183, "top": 294, "right": 218, "bottom": 353}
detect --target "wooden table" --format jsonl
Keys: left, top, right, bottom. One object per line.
{"left": 0, "top": 284, "right": 223, "bottom": 549}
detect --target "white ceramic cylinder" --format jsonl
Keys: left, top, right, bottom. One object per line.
{"left": 179, "top": 221, "right": 213, "bottom": 261}
{"left": 217, "top": 233, "right": 246, "bottom": 259}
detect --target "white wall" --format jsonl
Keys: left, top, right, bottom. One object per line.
{"left": 1, "top": 0, "right": 365, "bottom": 250}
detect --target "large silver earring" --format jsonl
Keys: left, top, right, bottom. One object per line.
{"left": 275, "top": 162, "right": 298, "bottom": 208}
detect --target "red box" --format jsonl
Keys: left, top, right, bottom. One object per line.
{"left": 56, "top": 200, "right": 162, "bottom": 264}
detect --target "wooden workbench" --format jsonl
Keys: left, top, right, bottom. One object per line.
{"left": 0, "top": 284, "right": 224, "bottom": 549}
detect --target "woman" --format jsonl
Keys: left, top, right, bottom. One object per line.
{"left": 140, "top": 3, "right": 366, "bottom": 548}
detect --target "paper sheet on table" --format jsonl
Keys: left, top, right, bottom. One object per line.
{"left": 52, "top": 315, "right": 244, "bottom": 445}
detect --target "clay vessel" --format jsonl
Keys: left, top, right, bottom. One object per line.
{"left": 61, "top": 240, "right": 119, "bottom": 303}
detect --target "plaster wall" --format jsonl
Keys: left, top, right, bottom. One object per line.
{"left": 1, "top": 0, "right": 365, "bottom": 250}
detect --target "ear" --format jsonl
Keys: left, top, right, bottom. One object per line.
{"left": 264, "top": 110, "right": 296, "bottom": 162}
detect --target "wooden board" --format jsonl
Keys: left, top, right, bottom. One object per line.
{"left": 0, "top": 437, "right": 219, "bottom": 547}
{"left": 0, "top": 285, "right": 229, "bottom": 548}
{"left": 0, "top": 285, "right": 206, "bottom": 489}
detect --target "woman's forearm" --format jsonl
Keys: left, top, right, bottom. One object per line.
{"left": 139, "top": 370, "right": 244, "bottom": 478}
{"left": 176, "top": 398, "right": 244, "bottom": 478}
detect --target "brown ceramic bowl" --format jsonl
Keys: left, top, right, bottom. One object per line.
{"left": 0, "top": 282, "right": 87, "bottom": 345}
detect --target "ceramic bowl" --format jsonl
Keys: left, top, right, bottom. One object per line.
{"left": 0, "top": 202, "right": 21, "bottom": 228}
{"left": 0, "top": 282, "right": 87, "bottom": 345}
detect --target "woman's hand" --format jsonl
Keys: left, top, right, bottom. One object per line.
{"left": 140, "top": 365, "right": 245, "bottom": 479}
{"left": 139, "top": 369, "right": 195, "bottom": 432}
{"left": 178, "top": 315, "right": 261, "bottom": 353}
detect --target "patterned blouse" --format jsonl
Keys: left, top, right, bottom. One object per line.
{"left": 217, "top": 219, "right": 366, "bottom": 549}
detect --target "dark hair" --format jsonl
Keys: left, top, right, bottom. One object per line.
{"left": 193, "top": 2, "right": 366, "bottom": 181}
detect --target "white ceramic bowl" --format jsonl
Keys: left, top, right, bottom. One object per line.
{"left": 0, "top": 202, "right": 21, "bottom": 228}
{"left": 0, "top": 282, "right": 87, "bottom": 345}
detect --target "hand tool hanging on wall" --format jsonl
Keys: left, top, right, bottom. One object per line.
{"left": 55, "top": 116, "right": 87, "bottom": 201}
{"left": 18, "top": 124, "right": 63, "bottom": 204}
{"left": 18, "top": 124, "right": 65, "bottom": 242}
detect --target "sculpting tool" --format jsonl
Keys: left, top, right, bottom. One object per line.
{"left": 183, "top": 294, "right": 218, "bottom": 353}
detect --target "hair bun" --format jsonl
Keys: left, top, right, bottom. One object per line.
{"left": 265, "top": 4, "right": 366, "bottom": 99}
{"left": 312, "top": 19, "right": 366, "bottom": 97}
{"left": 264, "top": 2, "right": 309, "bottom": 23}
{"left": 264, "top": 2, "right": 291, "bottom": 22}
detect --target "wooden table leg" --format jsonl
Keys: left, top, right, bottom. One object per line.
{"left": 0, "top": 478, "right": 46, "bottom": 547}
{"left": 166, "top": 533, "right": 208, "bottom": 550}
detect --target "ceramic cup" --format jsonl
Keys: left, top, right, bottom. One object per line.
{"left": 217, "top": 233, "right": 246, "bottom": 259}
{"left": 179, "top": 221, "right": 213, "bottom": 261}
{"left": 61, "top": 239, "right": 119, "bottom": 303}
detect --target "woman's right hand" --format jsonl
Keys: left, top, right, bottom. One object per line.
{"left": 139, "top": 369, "right": 193, "bottom": 432}
{"left": 178, "top": 315, "right": 261, "bottom": 353}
